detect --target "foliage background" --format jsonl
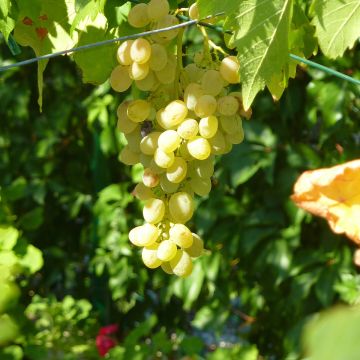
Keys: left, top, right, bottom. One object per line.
{"left": 1, "top": 0, "right": 360, "bottom": 359}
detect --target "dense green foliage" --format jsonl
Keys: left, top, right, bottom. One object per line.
{"left": 1, "top": 0, "right": 360, "bottom": 359}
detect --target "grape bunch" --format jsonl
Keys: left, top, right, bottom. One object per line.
{"left": 110, "top": 1, "right": 248, "bottom": 277}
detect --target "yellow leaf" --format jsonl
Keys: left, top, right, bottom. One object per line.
{"left": 291, "top": 160, "right": 360, "bottom": 244}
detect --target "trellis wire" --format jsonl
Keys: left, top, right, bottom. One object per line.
{"left": 0, "top": 13, "right": 359, "bottom": 87}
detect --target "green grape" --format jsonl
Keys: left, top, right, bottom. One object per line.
{"left": 133, "top": 182, "right": 154, "bottom": 200}
{"left": 170, "top": 249, "right": 193, "bottom": 277}
{"left": 219, "top": 114, "right": 242, "bottom": 134}
{"left": 154, "top": 148, "right": 175, "bottom": 168}
{"left": 199, "top": 115, "right": 218, "bottom": 139}
{"left": 184, "top": 65, "right": 204, "bottom": 83}
{"left": 127, "top": 100, "right": 151, "bottom": 123}
{"left": 142, "top": 243, "right": 162, "bottom": 268}
{"left": 177, "top": 118, "right": 199, "bottom": 140}
{"left": 130, "top": 223, "right": 160, "bottom": 247}
{"left": 162, "top": 100, "right": 188, "bottom": 128}
{"left": 194, "top": 95, "right": 217, "bottom": 117}
{"left": 152, "top": 15, "right": 179, "bottom": 43}
{"left": 130, "top": 38, "right": 152, "bottom": 64}
{"left": 217, "top": 96, "right": 239, "bottom": 116}
{"left": 135, "top": 71, "right": 158, "bottom": 91}
{"left": 187, "top": 136, "right": 211, "bottom": 160}
{"left": 156, "top": 108, "right": 174, "bottom": 130}
{"left": 147, "top": 0, "right": 170, "bottom": 21}
{"left": 142, "top": 168, "right": 160, "bottom": 188}
{"left": 157, "top": 240, "right": 178, "bottom": 261}
{"left": 191, "top": 157, "right": 214, "bottom": 178}
{"left": 125, "top": 126, "right": 142, "bottom": 153}
{"left": 129, "top": 61, "right": 150, "bottom": 81}
{"left": 169, "top": 192, "right": 194, "bottom": 224}
{"left": 119, "top": 145, "right": 140, "bottom": 165}
{"left": 179, "top": 142, "right": 194, "bottom": 161}
{"left": 110, "top": 65, "right": 132, "bottom": 92}
{"left": 166, "top": 157, "right": 187, "bottom": 183}
{"left": 149, "top": 158, "right": 166, "bottom": 174}
{"left": 220, "top": 56, "right": 240, "bottom": 84}
{"left": 201, "top": 70, "right": 224, "bottom": 96}
{"left": 143, "top": 198, "right": 165, "bottom": 224}
{"left": 161, "top": 261, "right": 173, "bottom": 274}
{"left": 208, "top": 130, "right": 226, "bottom": 155}
{"left": 190, "top": 175, "right": 211, "bottom": 196}
{"left": 149, "top": 44, "right": 168, "bottom": 71}
{"left": 128, "top": 3, "right": 150, "bottom": 28}
{"left": 129, "top": 226, "right": 142, "bottom": 246}
{"left": 188, "top": 3, "right": 199, "bottom": 20}
{"left": 185, "top": 233, "right": 204, "bottom": 258}
{"left": 117, "top": 40, "right": 134, "bottom": 65}
{"left": 158, "top": 130, "right": 181, "bottom": 152}
{"left": 226, "top": 126, "right": 244, "bottom": 144}
{"left": 140, "top": 131, "right": 161, "bottom": 155}
{"left": 160, "top": 174, "right": 179, "bottom": 193}
{"left": 169, "top": 224, "right": 193, "bottom": 248}
{"left": 184, "top": 83, "right": 204, "bottom": 111}
{"left": 140, "top": 153, "right": 152, "bottom": 167}
{"left": 117, "top": 102, "right": 138, "bottom": 134}
{"left": 154, "top": 54, "right": 176, "bottom": 84}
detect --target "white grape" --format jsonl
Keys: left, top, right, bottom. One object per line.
{"left": 152, "top": 15, "right": 179, "bottom": 43}
{"left": 154, "top": 54, "right": 176, "bottom": 84}
{"left": 127, "top": 99, "right": 151, "bottom": 123}
{"left": 177, "top": 118, "right": 199, "bottom": 140}
{"left": 133, "top": 182, "right": 154, "bottom": 200}
{"left": 149, "top": 44, "right": 168, "bottom": 71}
{"left": 143, "top": 198, "right": 165, "bottom": 224}
{"left": 129, "top": 61, "right": 150, "bottom": 81}
{"left": 128, "top": 3, "right": 151, "bottom": 28}
{"left": 220, "top": 56, "right": 240, "bottom": 84}
{"left": 157, "top": 240, "right": 177, "bottom": 261}
{"left": 190, "top": 175, "right": 211, "bottom": 196}
{"left": 147, "top": 0, "right": 170, "bottom": 21}
{"left": 169, "top": 192, "right": 194, "bottom": 224}
{"left": 110, "top": 65, "right": 132, "bottom": 92}
{"left": 201, "top": 70, "right": 224, "bottom": 96}
{"left": 135, "top": 71, "right": 158, "bottom": 91}
{"left": 170, "top": 249, "right": 193, "bottom": 277}
{"left": 199, "top": 115, "right": 218, "bottom": 139}
{"left": 117, "top": 40, "right": 134, "bottom": 65}
{"left": 187, "top": 136, "right": 211, "bottom": 160}
{"left": 119, "top": 145, "right": 140, "bottom": 165}
{"left": 154, "top": 148, "right": 175, "bottom": 168}
{"left": 166, "top": 157, "right": 187, "bottom": 183}
{"left": 185, "top": 233, "right": 203, "bottom": 258}
{"left": 163, "top": 100, "right": 188, "bottom": 127}
{"left": 184, "top": 83, "right": 204, "bottom": 111}
{"left": 208, "top": 130, "right": 226, "bottom": 155}
{"left": 219, "top": 115, "right": 242, "bottom": 134}
{"left": 124, "top": 126, "right": 142, "bottom": 153}
{"left": 169, "top": 224, "right": 193, "bottom": 248}
{"left": 142, "top": 243, "right": 162, "bottom": 268}
{"left": 194, "top": 95, "right": 217, "bottom": 117}
{"left": 130, "top": 38, "right": 152, "bottom": 64}
{"left": 217, "top": 96, "right": 239, "bottom": 116}
{"left": 117, "top": 101, "right": 138, "bottom": 134}
{"left": 142, "top": 168, "right": 160, "bottom": 188}
{"left": 140, "top": 132, "right": 161, "bottom": 155}
{"left": 188, "top": 3, "right": 199, "bottom": 20}
{"left": 158, "top": 130, "right": 181, "bottom": 153}
{"left": 160, "top": 174, "right": 179, "bottom": 193}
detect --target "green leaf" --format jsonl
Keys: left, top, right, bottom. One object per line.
{"left": 72, "top": 19, "right": 117, "bottom": 84}
{"left": 18, "top": 244, "right": 43, "bottom": 273}
{"left": 0, "top": 226, "right": 19, "bottom": 250}
{"left": 18, "top": 207, "right": 44, "bottom": 230}
{"left": 13, "top": 0, "right": 76, "bottom": 110}
{"left": 303, "top": 306, "right": 360, "bottom": 360}
{"left": 311, "top": 0, "right": 360, "bottom": 59}
{"left": 226, "top": 0, "right": 293, "bottom": 109}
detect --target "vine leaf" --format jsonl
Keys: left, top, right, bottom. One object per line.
{"left": 311, "top": 0, "right": 360, "bottom": 59}
{"left": 13, "top": 0, "right": 76, "bottom": 111}
{"left": 291, "top": 160, "right": 360, "bottom": 244}
{"left": 198, "top": 0, "right": 293, "bottom": 110}
{"left": 0, "top": 0, "right": 15, "bottom": 42}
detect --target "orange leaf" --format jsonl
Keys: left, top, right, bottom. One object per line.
{"left": 291, "top": 160, "right": 360, "bottom": 244}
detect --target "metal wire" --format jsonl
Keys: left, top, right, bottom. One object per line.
{"left": 0, "top": 11, "right": 359, "bottom": 87}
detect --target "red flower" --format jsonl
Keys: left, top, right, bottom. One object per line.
{"left": 96, "top": 324, "right": 118, "bottom": 357}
